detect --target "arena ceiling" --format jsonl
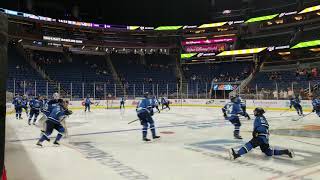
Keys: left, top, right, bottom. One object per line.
{"left": 0, "top": 0, "right": 317, "bottom": 26}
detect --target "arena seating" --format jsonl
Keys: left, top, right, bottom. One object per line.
{"left": 111, "top": 53, "right": 178, "bottom": 97}
{"left": 248, "top": 67, "right": 320, "bottom": 99}
{"left": 33, "top": 51, "right": 114, "bottom": 99}
{"left": 7, "top": 45, "right": 48, "bottom": 97}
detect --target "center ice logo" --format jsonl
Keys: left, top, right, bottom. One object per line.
{"left": 187, "top": 139, "right": 320, "bottom": 167}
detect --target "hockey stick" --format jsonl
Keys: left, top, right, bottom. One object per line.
{"left": 292, "top": 111, "right": 313, "bottom": 121}
{"left": 280, "top": 108, "right": 291, "bottom": 115}
{"left": 61, "top": 118, "right": 69, "bottom": 138}
{"left": 128, "top": 118, "right": 140, "bottom": 124}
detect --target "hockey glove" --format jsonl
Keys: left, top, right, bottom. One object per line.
{"left": 252, "top": 130, "right": 258, "bottom": 138}
{"left": 223, "top": 113, "right": 227, "bottom": 119}
{"left": 65, "top": 110, "right": 73, "bottom": 116}
{"left": 289, "top": 105, "right": 292, "bottom": 109}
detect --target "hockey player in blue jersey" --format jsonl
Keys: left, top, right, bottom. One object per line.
{"left": 22, "top": 95, "right": 29, "bottom": 117}
{"left": 120, "top": 97, "right": 125, "bottom": 109}
{"left": 84, "top": 96, "right": 93, "bottom": 112}
{"left": 290, "top": 95, "right": 303, "bottom": 116}
{"left": 238, "top": 96, "right": 250, "bottom": 120}
{"left": 36, "top": 99, "right": 72, "bottom": 147}
{"left": 28, "top": 95, "right": 43, "bottom": 125}
{"left": 39, "top": 93, "right": 60, "bottom": 132}
{"left": 222, "top": 96, "right": 246, "bottom": 139}
{"left": 12, "top": 94, "right": 23, "bottom": 119}
{"left": 229, "top": 107, "right": 294, "bottom": 160}
{"left": 161, "top": 97, "right": 170, "bottom": 110}
{"left": 312, "top": 96, "right": 320, "bottom": 117}
{"left": 136, "top": 92, "right": 160, "bottom": 141}
{"left": 42, "top": 93, "right": 60, "bottom": 118}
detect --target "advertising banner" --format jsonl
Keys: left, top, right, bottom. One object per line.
{"left": 182, "top": 38, "right": 235, "bottom": 46}
{"left": 184, "top": 44, "right": 227, "bottom": 53}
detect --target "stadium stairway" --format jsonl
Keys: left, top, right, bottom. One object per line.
{"left": 175, "top": 54, "right": 187, "bottom": 98}
{"left": 18, "top": 46, "right": 68, "bottom": 98}
{"left": 104, "top": 54, "right": 125, "bottom": 97}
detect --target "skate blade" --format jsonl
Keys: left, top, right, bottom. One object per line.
{"left": 228, "top": 149, "right": 234, "bottom": 160}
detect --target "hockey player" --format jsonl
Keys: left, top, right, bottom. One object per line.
{"left": 238, "top": 96, "right": 250, "bottom": 120}
{"left": 312, "top": 96, "right": 320, "bottom": 117}
{"left": 153, "top": 96, "right": 161, "bottom": 113}
{"left": 290, "top": 95, "right": 303, "bottom": 116}
{"left": 42, "top": 93, "right": 60, "bottom": 117}
{"left": 120, "top": 97, "right": 125, "bottom": 109}
{"left": 136, "top": 92, "right": 160, "bottom": 141}
{"left": 12, "top": 94, "right": 23, "bottom": 119}
{"left": 36, "top": 99, "right": 72, "bottom": 147}
{"left": 222, "top": 96, "right": 246, "bottom": 139}
{"left": 22, "top": 95, "right": 29, "bottom": 117}
{"left": 229, "top": 107, "right": 294, "bottom": 160}
{"left": 84, "top": 96, "right": 93, "bottom": 112}
{"left": 161, "top": 97, "right": 170, "bottom": 110}
{"left": 28, "top": 95, "right": 43, "bottom": 125}
{"left": 39, "top": 93, "right": 60, "bottom": 132}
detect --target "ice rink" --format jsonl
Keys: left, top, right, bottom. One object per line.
{"left": 5, "top": 106, "right": 320, "bottom": 180}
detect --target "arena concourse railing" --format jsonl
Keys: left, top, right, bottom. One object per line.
{"left": 6, "top": 79, "right": 320, "bottom": 101}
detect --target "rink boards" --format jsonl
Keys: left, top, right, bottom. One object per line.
{"left": 5, "top": 99, "right": 315, "bottom": 114}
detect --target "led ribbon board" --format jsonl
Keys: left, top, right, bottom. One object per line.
{"left": 127, "top": 26, "right": 140, "bottom": 30}
{"left": 155, "top": 26, "right": 182, "bottom": 30}
{"left": 299, "top": 5, "right": 320, "bottom": 14}
{"left": 198, "top": 22, "right": 227, "bottom": 28}
{"left": 181, "top": 53, "right": 197, "bottom": 59}
{"left": 216, "top": 47, "right": 266, "bottom": 56}
{"left": 245, "top": 14, "right": 279, "bottom": 23}
{"left": 291, "top": 40, "right": 320, "bottom": 49}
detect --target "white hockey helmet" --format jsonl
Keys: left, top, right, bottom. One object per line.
{"left": 53, "top": 92, "right": 60, "bottom": 100}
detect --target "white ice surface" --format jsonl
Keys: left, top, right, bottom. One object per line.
{"left": 5, "top": 107, "right": 320, "bottom": 180}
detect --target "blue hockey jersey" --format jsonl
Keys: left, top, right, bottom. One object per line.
{"left": 29, "top": 98, "right": 42, "bottom": 111}
{"left": 290, "top": 98, "right": 301, "bottom": 107}
{"left": 42, "top": 99, "right": 59, "bottom": 117}
{"left": 22, "top": 98, "right": 28, "bottom": 107}
{"left": 47, "top": 105, "right": 66, "bottom": 124}
{"left": 222, "top": 102, "right": 244, "bottom": 118}
{"left": 312, "top": 99, "right": 320, "bottom": 109}
{"left": 12, "top": 97, "right": 23, "bottom": 108}
{"left": 253, "top": 115, "right": 270, "bottom": 143}
{"left": 85, "top": 98, "right": 91, "bottom": 105}
{"left": 137, "top": 98, "right": 154, "bottom": 115}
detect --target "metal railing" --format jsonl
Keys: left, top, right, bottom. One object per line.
{"left": 9, "top": 79, "right": 316, "bottom": 100}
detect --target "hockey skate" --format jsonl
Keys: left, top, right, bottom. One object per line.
{"left": 234, "top": 135, "right": 243, "bottom": 139}
{"left": 229, "top": 148, "right": 240, "bottom": 160}
{"left": 287, "top": 149, "right": 295, "bottom": 158}
{"left": 36, "top": 141, "right": 43, "bottom": 147}
{"left": 153, "top": 136, "right": 160, "bottom": 139}
{"left": 143, "top": 138, "right": 151, "bottom": 142}
{"left": 53, "top": 141, "right": 60, "bottom": 146}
